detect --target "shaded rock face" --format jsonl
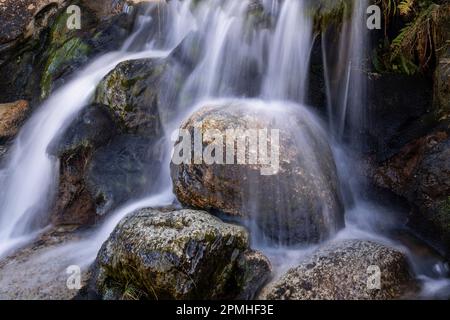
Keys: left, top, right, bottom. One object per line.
{"left": 367, "top": 73, "right": 435, "bottom": 161}
{"left": 85, "top": 135, "right": 165, "bottom": 216}
{"left": 374, "top": 132, "right": 450, "bottom": 256}
{"left": 262, "top": 240, "right": 418, "bottom": 300}
{"left": 171, "top": 101, "right": 344, "bottom": 245}
{"left": 49, "top": 104, "right": 118, "bottom": 226}
{"left": 50, "top": 104, "right": 164, "bottom": 225}
{"left": 91, "top": 208, "right": 272, "bottom": 300}
{"left": 95, "top": 58, "right": 167, "bottom": 136}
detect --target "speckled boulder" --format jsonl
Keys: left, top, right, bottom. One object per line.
{"left": 91, "top": 208, "right": 272, "bottom": 300}
{"left": 171, "top": 100, "right": 344, "bottom": 245}
{"left": 262, "top": 240, "right": 418, "bottom": 300}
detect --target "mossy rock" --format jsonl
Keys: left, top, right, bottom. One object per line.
{"left": 40, "top": 3, "right": 133, "bottom": 99}
{"left": 90, "top": 208, "right": 272, "bottom": 300}
{"left": 94, "top": 58, "right": 167, "bottom": 136}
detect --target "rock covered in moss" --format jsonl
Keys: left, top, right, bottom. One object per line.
{"left": 94, "top": 58, "right": 167, "bottom": 135}
{"left": 262, "top": 240, "right": 418, "bottom": 300}
{"left": 40, "top": 6, "right": 133, "bottom": 98}
{"left": 171, "top": 100, "right": 344, "bottom": 245}
{"left": 91, "top": 208, "right": 272, "bottom": 300}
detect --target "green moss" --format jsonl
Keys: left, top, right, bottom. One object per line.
{"left": 436, "top": 196, "right": 450, "bottom": 232}
{"left": 41, "top": 38, "right": 91, "bottom": 99}
{"left": 312, "top": 0, "right": 353, "bottom": 33}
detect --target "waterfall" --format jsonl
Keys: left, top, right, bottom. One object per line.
{"left": 323, "top": 0, "right": 369, "bottom": 144}
{"left": 1, "top": 0, "right": 448, "bottom": 299}
{"left": 0, "top": 3, "right": 179, "bottom": 258}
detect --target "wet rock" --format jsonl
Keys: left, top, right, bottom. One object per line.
{"left": 95, "top": 58, "right": 167, "bottom": 135}
{"left": 85, "top": 134, "right": 165, "bottom": 216}
{"left": 0, "top": 100, "right": 29, "bottom": 141}
{"left": 170, "top": 101, "right": 344, "bottom": 245}
{"left": 50, "top": 104, "right": 118, "bottom": 226}
{"left": 90, "top": 208, "right": 271, "bottom": 300}
{"left": 40, "top": 6, "right": 133, "bottom": 98}
{"left": 235, "top": 250, "right": 272, "bottom": 300}
{"left": 374, "top": 132, "right": 450, "bottom": 256}
{"left": 0, "top": 1, "right": 133, "bottom": 104}
{"left": 262, "top": 240, "right": 418, "bottom": 300}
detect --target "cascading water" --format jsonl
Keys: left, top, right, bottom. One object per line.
{"left": 0, "top": 4, "right": 180, "bottom": 258}
{"left": 0, "top": 0, "right": 449, "bottom": 299}
{"left": 322, "top": 0, "right": 369, "bottom": 144}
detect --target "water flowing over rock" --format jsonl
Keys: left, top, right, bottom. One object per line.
{"left": 40, "top": 6, "right": 133, "bottom": 98}
{"left": 262, "top": 240, "right": 418, "bottom": 300}
{"left": 90, "top": 208, "right": 272, "bottom": 300}
{"left": 49, "top": 104, "right": 118, "bottom": 226}
{"left": 85, "top": 135, "right": 165, "bottom": 216}
{"left": 0, "top": 227, "right": 89, "bottom": 300}
{"left": 171, "top": 100, "right": 344, "bottom": 245}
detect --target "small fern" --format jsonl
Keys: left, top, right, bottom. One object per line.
{"left": 398, "top": 0, "right": 416, "bottom": 16}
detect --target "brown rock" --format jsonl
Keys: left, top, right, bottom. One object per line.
{"left": 0, "top": 100, "right": 29, "bottom": 139}
{"left": 170, "top": 101, "right": 344, "bottom": 245}
{"left": 0, "top": 0, "right": 66, "bottom": 46}
{"left": 374, "top": 131, "right": 450, "bottom": 255}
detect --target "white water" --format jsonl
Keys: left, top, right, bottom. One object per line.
{"left": 0, "top": 3, "right": 176, "bottom": 258}
{"left": 323, "top": 0, "right": 369, "bottom": 143}
{"left": 0, "top": 0, "right": 448, "bottom": 299}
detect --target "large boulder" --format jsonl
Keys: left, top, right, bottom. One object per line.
{"left": 90, "top": 208, "right": 272, "bottom": 300}
{"left": 374, "top": 131, "right": 450, "bottom": 256}
{"left": 170, "top": 100, "right": 344, "bottom": 245}
{"left": 262, "top": 240, "right": 418, "bottom": 300}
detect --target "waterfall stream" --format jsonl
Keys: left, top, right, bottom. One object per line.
{"left": 0, "top": 0, "right": 449, "bottom": 298}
